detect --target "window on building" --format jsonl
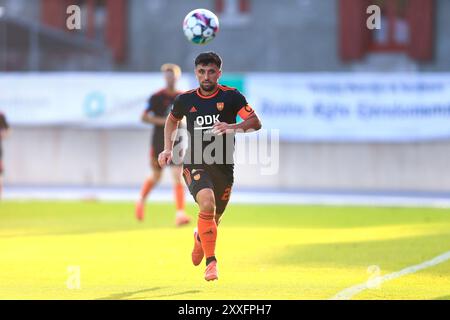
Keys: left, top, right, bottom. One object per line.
{"left": 65, "top": 0, "right": 106, "bottom": 40}
{"left": 215, "top": 0, "right": 250, "bottom": 14}
{"left": 369, "top": 0, "right": 410, "bottom": 52}
{"left": 339, "top": 0, "right": 435, "bottom": 62}
{"left": 215, "top": 0, "right": 251, "bottom": 25}
{"left": 41, "top": 0, "right": 127, "bottom": 63}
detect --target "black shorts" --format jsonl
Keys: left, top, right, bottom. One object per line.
{"left": 183, "top": 164, "right": 234, "bottom": 215}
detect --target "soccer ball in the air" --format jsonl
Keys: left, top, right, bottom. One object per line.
{"left": 183, "top": 9, "right": 219, "bottom": 45}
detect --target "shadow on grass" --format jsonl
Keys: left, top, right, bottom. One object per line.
{"left": 96, "top": 287, "right": 201, "bottom": 300}
{"left": 96, "top": 287, "right": 166, "bottom": 300}
{"left": 267, "top": 232, "right": 450, "bottom": 272}
{"left": 150, "top": 290, "right": 202, "bottom": 299}
{"left": 434, "top": 295, "right": 450, "bottom": 300}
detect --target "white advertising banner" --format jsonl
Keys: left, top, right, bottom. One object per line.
{"left": 0, "top": 73, "right": 190, "bottom": 128}
{"left": 1, "top": 73, "right": 450, "bottom": 141}
{"left": 246, "top": 73, "right": 450, "bottom": 142}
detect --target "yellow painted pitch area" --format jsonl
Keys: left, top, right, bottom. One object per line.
{"left": 0, "top": 201, "right": 449, "bottom": 300}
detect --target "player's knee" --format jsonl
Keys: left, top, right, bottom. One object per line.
{"left": 199, "top": 197, "right": 216, "bottom": 214}
{"left": 153, "top": 171, "right": 162, "bottom": 183}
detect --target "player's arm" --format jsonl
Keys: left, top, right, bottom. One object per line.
{"left": 212, "top": 113, "right": 261, "bottom": 135}
{"left": 212, "top": 104, "right": 262, "bottom": 135}
{"left": 141, "top": 111, "right": 166, "bottom": 126}
{"left": 158, "top": 115, "right": 180, "bottom": 167}
{"left": 141, "top": 96, "right": 166, "bottom": 126}
{"left": 158, "top": 96, "right": 185, "bottom": 167}
{"left": 231, "top": 112, "right": 262, "bottom": 132}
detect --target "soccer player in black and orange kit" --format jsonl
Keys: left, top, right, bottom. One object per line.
{"left": 135, "top": 63, "right": 191, "bottom": 226}
{"left": 0, "top": 111, "right": 10, "bottom": 200}
{"left": 158, "top": 52, "right": 262, "bottom": 281}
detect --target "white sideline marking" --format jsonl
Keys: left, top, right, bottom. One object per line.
{"left": 330, "top": 250, "right": 450, "bottom": 300}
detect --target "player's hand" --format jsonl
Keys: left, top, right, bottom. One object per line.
{"left": 158, "top": 149, "right": 173, "bottom": 168}
{"left": 212, "top": 122, "right": 234, "bottom": 136}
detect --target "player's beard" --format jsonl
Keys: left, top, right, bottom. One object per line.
{"left": 200, "top": 81, "right": 217, "bottom": 93}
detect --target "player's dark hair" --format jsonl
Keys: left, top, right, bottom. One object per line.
{"left": 195, "top": 52, "right": 222, "bottom": 69}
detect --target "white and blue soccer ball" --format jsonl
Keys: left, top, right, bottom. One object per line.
{"left": 183, "top": 9, "right": 220, "bottom": 45}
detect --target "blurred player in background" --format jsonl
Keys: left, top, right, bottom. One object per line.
{"left": 0, "top": 111, "right": 10, "bottom": 200}
{"left": 159, "top": 52, "right": 262, "bottom": 281}
{"left": 135, "top": 64, "right": 191, "bottom": 227}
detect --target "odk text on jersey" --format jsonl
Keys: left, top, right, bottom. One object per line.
{"left": 169, "top": 85, "right": 255, "bottom": 174}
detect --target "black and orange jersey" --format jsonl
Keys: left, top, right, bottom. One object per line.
{"left": 170, "top": 84, "right": 255, "bottom": 176}
{"left": 145, "top": 89, "right": 182, "bottom": 154}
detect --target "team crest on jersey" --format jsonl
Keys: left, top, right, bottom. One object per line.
{"left": 216, "top": 102, "right": 224, "bottom": 111}
{"left": 191, "top": 169, "right": 202, "bottom": 181}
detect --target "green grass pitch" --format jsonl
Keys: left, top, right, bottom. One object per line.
{"left": 0, "top": 201, "right": 449, "bottom": 300}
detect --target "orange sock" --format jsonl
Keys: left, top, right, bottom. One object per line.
{"left": 140, "top": 178, "right": 154, "bottom": 199}
{"left": 174, "top": 183, "right": 185, "bottom": 211}
{"left": 198, "top": 212, "right": 217, "bottom": 259}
